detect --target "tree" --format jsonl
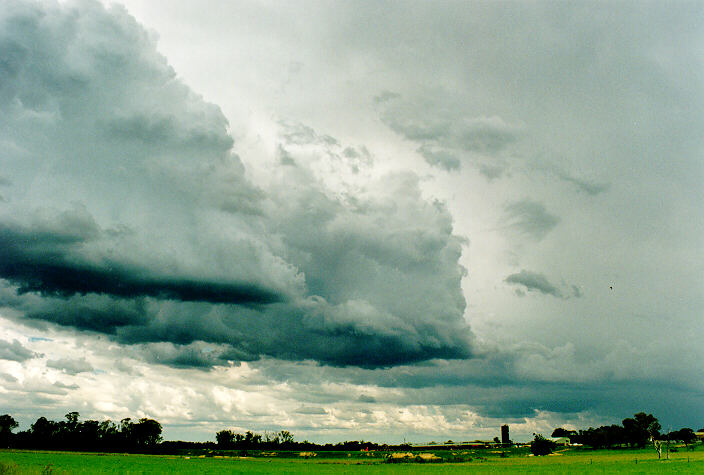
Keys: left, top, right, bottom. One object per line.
{"left": 132, "top": 418, "right": 162, "bottom": 447}
{"left": 680, "top": 428, "right": 697, "bottom": 447}
{"left": 530, "top": 433, "right": 556, "bottom": 456}
{"left": 634, "top": 412, "right": 661, "bottom": 439}
{"left": 216, "top": 430, "right": 236, "bottom": 449}
{"left": 551, "top": 427, "right": 577, "bottom": 439}
{"left": 622, "top": 413, "right": 660, "bottom": 448}
{"left": 98, "top": 420, "right": 119, "bottom": 447}
{"left": 78, "top": 419, "right": 100, "bottom": 450}
{"left": 278, "top": 430, "right": 294, "bottom": 445}
{"left": 668, "top": 428, "right": 696, "bottom": 447}
{"left": 0, "top": 414, "right": 18, "bottom": 447}
{"left": 61, "top": 411, "right": 81, "bottom": 448}
{"left": 65, "top": 412, "right": 79, "bottom": 429}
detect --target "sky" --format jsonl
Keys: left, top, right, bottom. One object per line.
{"left": 0, "top": 0, "right": 702, "bottom": 443}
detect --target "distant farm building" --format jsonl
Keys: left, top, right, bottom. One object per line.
{"left": 501, "top": 425, "right": 510, "bottom": 445}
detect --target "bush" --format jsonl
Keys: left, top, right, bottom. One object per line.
{"left": 530, "top": 434, "right": 557, "bottom": 456}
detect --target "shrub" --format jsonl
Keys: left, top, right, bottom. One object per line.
{"left": 530, "top": 434, "right": 557, "bottom": 456}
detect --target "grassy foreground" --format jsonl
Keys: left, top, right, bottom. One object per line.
{"left": 1, "top": 445, "right": 703, "bottom": 473}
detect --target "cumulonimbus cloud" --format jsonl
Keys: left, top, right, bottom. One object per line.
{"left": 0, "top": 0, "right": 472, "bottom": 368}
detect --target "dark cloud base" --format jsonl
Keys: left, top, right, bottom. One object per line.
{"left": 0, "top": 224, "right": 283, "bottom": 305}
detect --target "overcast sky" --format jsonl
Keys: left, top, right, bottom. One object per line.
{"left": 0, "top": 0, "right": 702, "bottom": 443}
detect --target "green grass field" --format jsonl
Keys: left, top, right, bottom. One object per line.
{"left": 1, "top": 445, "right": 703, "bottom": 473}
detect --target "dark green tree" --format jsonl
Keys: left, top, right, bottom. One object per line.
{"left": 0, "top": 414, "right": 18, "bottom": 447}
{"left": 530, "top": 433, "right": 556, "bottom": 456}
{"left": 668, "top": 428, "right": 696, "bottom": 447}
{"left": 78, "top": 419, "right": 100, "bottom": 450}
{"left": 216, "top": 429, "right": 236, "bottom": 448}
{"left": 65, "top": 412, "right": 79, "bottom": 430}
{"left": 132, "top": 418, "right": 162, "bottom": 447}
{"left": 98, "top": 420, "right": 119, "bottom": 447}
{"left": 622, "top": 413, "right": 660, "bottom": 448}
{"left": 29, "top": 417, "right": 57, "bottom": 448}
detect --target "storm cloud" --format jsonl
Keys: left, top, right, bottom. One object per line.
{"left": 0, "top": 0, "right": 471, "bottom": 368}
{"left": 1, "top": 0, "right": 701, "bottom": 444}
{"left": 0, "top": 218, "right": 284, "bottom": 305}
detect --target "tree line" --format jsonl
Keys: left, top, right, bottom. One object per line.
{"left": 215, "top": 429, "right": 404, "bottom": 452}
{"left": 0, "top": 412, "right": 404, "bottom": 454}
{"left": 550, "top": 412, "right": 699, "bottom": 449}
{"left": 0, "top": 412, "right": 162, "bottom": 452}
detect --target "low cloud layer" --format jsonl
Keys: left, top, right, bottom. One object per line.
{"left": 0, "top": 0, "right": 471, "bottom": 368}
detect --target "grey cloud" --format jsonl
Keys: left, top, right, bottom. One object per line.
{"left": 505, "top": 270, "right": 562, "bottom": 298}
{"left": 257, "top": 353, "right": 516, "bottom": 391}
{"left": 23, "top": 294, "right": 150, "bottom": 334}
{"left": 139, "top": 342, "right": 237, "bottom": 369}
{"left": 452, "top": 116, "right": 518, "bottom": 154}
{"left": 377, "top": 96, "right": 519, "bottom": 172}
{"left": 553, "top": 170, "right": 610, "bottom": 196}
{"left": 479, "top": 164, "right": 504, "bottom": 180}
{"left": 46, "top": 357, "right": 94, "bottom": 375}
{"left": 417, "top": 145, "right": 460, "bottom": 172}
{"left": 0, "top": 373, "right": 18, "bottom": 382}
{"left": 503, "top": 199, "right": 560, "bottom": 241}
{"left": 250, "top": 339, "right": 703, "bottom": 429}
{"left": 0, "top": 0, "right": 472, "bottom": 370}
{"left": 561, "top": 176, "right": 610, "bottom": 196}
{"left": 0, "top": 338, "right": 38, "bottom": 362}
{"left": 0, "top": 219, "right": 284, "bottom": 305}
